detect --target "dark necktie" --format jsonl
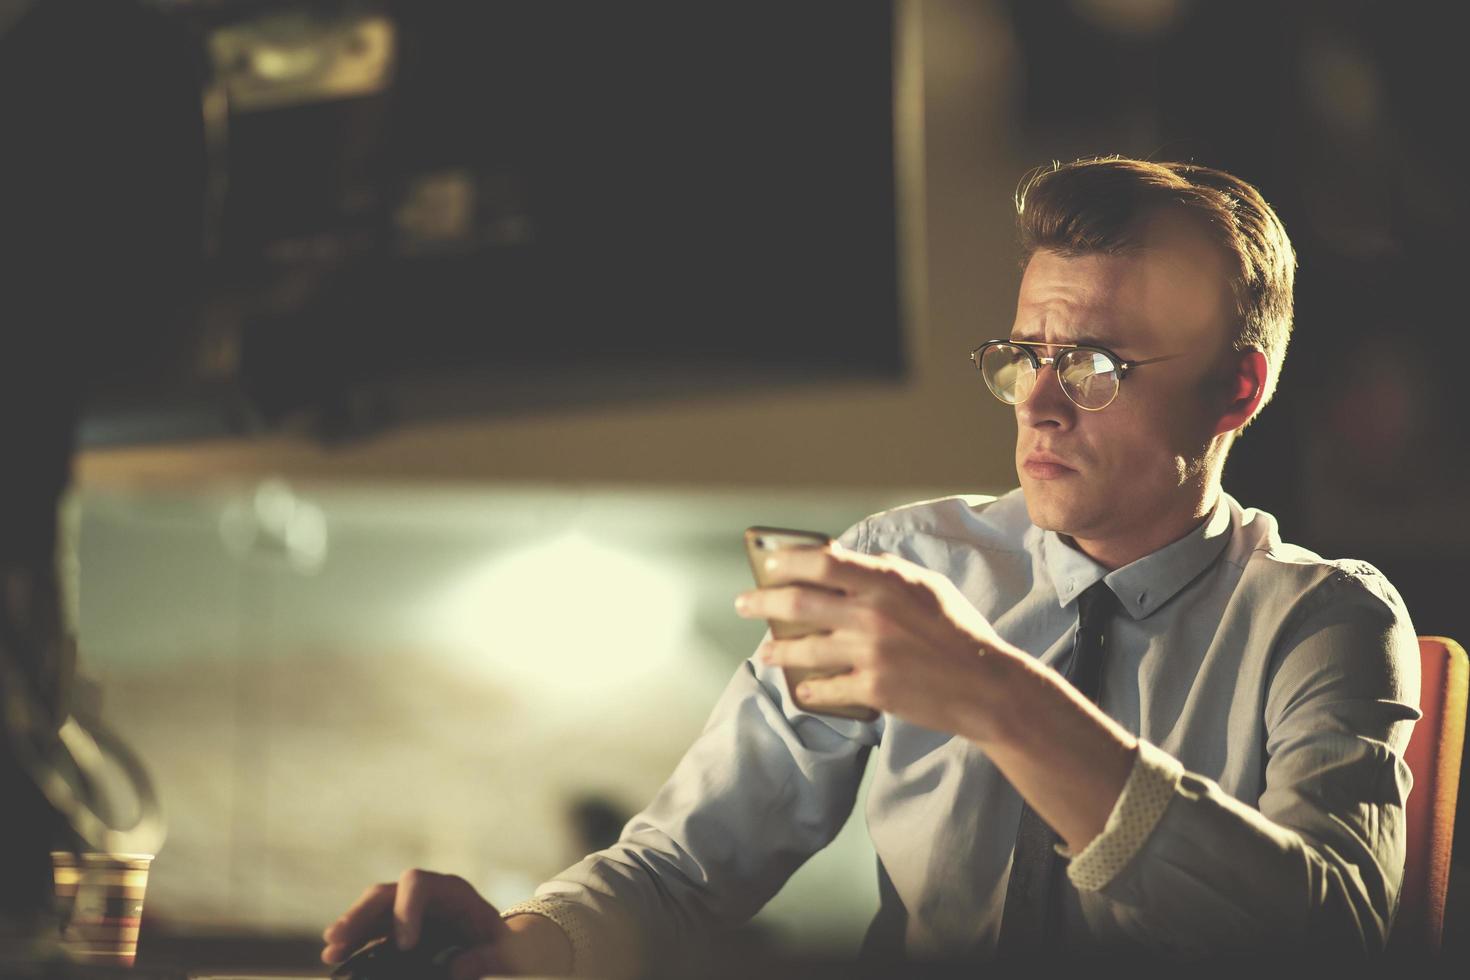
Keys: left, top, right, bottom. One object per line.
{"left": 995, "top": 580, "right": 1118, "bottom": 956}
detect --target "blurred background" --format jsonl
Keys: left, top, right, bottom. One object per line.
{"left": 2, "top": 0, "right": 1466, "bottom": 969}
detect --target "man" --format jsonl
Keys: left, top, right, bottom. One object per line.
{"left": 321, "top": 158, "right": 1420, "bottom": 976}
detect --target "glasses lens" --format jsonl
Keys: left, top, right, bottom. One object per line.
{"left": 1058, "top": 349, "right": 1120, "bottom": 409}
{"left": 979, "top": 344, "right": 1034, "bottom": 404}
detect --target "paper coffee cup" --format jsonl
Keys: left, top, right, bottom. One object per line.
{"left": 51, "top": 851, "right": 154, "bottom": 968}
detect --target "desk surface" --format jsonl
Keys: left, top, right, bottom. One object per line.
{"left": 104, "top": 929, "right": 1470, "bottom": 980}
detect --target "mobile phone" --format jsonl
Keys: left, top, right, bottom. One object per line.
{"left": 743, "top": 526, "right": 878, "bottom": 722}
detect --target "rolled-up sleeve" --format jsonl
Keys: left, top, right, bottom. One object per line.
{"left": 1079, "top": 569, "right": 1422, "bottom": 954}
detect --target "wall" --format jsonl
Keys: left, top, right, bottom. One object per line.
{"left": 75, "top": 1, "right": 1031, "bottom": 500}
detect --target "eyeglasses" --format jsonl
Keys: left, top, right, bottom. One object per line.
{"left": 970, "top": 339, "right": 1182, "bottom": 411}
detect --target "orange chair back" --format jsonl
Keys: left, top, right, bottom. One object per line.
{"left": 1392, "top": 636, "right": 1467, "bottom": 950}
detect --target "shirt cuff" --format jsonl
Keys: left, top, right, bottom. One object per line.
{"left": 501, "top": 896, "right": 599, "bottom": 975}
{"left": 1062, "top": 739, "right": 1183, "bottom": 892}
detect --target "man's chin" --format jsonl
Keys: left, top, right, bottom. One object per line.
{"left": 1020, "top": 480, "right": 1090, "bottom": 536}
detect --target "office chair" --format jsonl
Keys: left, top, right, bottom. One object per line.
{"left": 1391, "top": 635, "right": 1467, "bottom": 951}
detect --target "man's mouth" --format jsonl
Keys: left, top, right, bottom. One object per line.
{"left": 1022, "top": 451, "right": 1077, "bottom": 479}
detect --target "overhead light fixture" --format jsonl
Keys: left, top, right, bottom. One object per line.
{"left": 207, "top": 3, "right": 395, "bottom": 113}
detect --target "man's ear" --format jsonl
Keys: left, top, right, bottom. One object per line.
{"left": 1213, "top": 349, "right": 1268, "bottom": 435}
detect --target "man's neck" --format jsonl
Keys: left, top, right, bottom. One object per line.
{"left": 1067, "top": 487, "right": 1221, "bottom": 571}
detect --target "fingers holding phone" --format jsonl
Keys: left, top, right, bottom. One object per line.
{"left": 742, "top": 527, "right": 877, "bottom": 722}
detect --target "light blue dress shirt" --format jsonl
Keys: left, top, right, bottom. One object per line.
{"left": 528, "top": 488, "right": 1421, "bottom": 966}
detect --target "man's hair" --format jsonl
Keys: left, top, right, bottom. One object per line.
{"left": 1014, "top": 157, "right": 1296, "bottom": 421}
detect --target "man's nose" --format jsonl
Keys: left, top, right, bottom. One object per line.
{"left": 1015, "top": 363, "right": 1075, "bottom": 428}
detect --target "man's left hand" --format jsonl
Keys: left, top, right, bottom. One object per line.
{"left": 735, "top": 544, "right": 1014, "bottom": 740}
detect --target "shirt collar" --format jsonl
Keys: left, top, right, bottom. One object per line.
{"left": 1041, "top": 495, "right": 1233, "bottom": 620}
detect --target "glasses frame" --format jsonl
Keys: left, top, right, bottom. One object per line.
{"left": 969, "top": 339, "right": 1182, "bottom": 411}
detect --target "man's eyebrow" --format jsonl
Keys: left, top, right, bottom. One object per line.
{"left": 1009, "top": 331, "right": 1122, "bottom": 349}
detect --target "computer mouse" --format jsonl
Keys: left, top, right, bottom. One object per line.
{"left": 330, "top": 928, "right": 465, "bottom": 980}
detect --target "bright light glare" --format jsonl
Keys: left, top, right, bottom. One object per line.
{"left": 418, "top": 531, "right": 696, "bottom": 703}
{"left": 218, "top": 478, "right": 328, "bottom": 574}
{"left": 251, "top": 45, "right": 323, "bottom": 81}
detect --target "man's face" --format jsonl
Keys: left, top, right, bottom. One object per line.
{"left": 1010, "top": 212, "right": 1238, "bottom": 560}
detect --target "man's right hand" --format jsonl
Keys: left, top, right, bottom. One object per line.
{"left": 320, "top": 869, "right": 573, "bottom": 979}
